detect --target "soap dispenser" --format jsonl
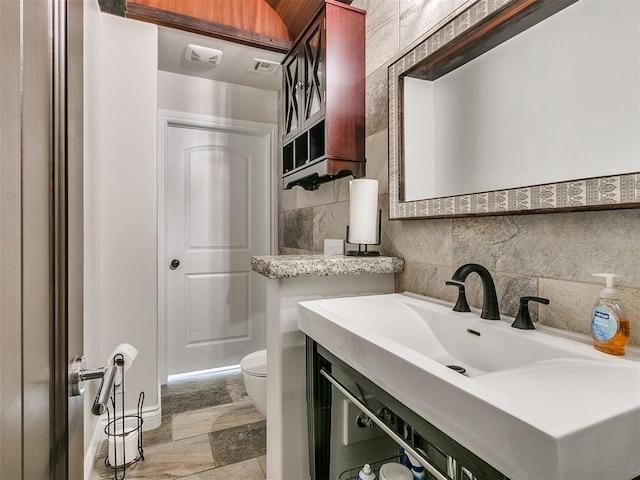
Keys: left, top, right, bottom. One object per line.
{"left": 591, "top": 273, "right": 629, "bottom": 356}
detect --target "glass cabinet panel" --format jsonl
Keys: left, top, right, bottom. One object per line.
{"left": 283, "top": 54, "right": 299, "bottom": 137}
{"left": 304, "top": 22, "right": 324, "bottom": 125}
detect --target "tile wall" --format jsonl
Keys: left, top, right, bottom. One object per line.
{"left": 278, "top": 0, "right": 640, "bottom": 347}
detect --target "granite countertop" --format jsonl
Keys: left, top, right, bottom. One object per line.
{"left": 251, "top": 255, "right": 405, "bottom": 280}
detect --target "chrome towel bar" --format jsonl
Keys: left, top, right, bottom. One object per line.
{"left": 320, "top": 368, "right": 448, "bottom": 480}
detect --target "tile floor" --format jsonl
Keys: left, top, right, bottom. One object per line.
{"left": 90, "top": 368, "right": 266, "bottom": 480}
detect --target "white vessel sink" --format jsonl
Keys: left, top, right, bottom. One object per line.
{"left": 298, "top": 292, "right": 640, "bottom": 480}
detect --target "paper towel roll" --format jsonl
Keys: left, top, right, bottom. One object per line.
{"left": 108, "top": 343, "right": 139, "bottom": 371}
{"left": 349, "top": 179, "right": 379, "bottom": 244}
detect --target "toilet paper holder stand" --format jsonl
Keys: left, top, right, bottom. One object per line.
{"left": 70, "top": 352, "right": 145, "bottom": 478}
{"left": 345, "top": 209, "right": 382, "bottom": 256}
{"left": 103, "top": 353, "right": 145, "bottom": 477}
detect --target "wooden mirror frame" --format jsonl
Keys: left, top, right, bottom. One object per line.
{"left": 388, "top": 0, "right": 640, "bottom": 219}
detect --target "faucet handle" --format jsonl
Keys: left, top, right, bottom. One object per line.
{"left": 446, "top": 281, "right": 471, "bottom": 313}
{"left": 511, "top": 296, "right": 550, "bottom": 330}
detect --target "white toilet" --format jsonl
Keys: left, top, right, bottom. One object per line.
{"left": 241, "top": 349, "right": 267, "bottom": 417}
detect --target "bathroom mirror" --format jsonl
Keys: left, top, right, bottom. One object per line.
{"left": 389, "top": 0, "right": 640, "bottom": 219}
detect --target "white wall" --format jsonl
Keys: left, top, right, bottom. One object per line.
{"left": 84, "top": 0, "right": 159, "bottom": 468}
{"left": 84, "top": 6, "right": 279, "bottom": 472}
{"left": 157, "top": 70, "right": 278, "bottom": 123}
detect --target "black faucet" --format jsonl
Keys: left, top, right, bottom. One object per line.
{"left": 445, "top": 281, "right": 471, "bottom": 313}
{"left": 451, "top": 263, "right": 500, "bottom": 320}
{"left": 511, "top": 296, "right": 550, "bottom": 330}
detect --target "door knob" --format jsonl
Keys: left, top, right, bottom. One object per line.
{"left": 170, "top": 259, "right": 180, "bottom": 270}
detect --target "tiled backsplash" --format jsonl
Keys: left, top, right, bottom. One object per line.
{"left": 279, "top": 0, "right": 640, "bottom": 347}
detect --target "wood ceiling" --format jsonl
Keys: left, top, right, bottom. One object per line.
{"left": 99, "top": 0, "right": 343, "bottom": 53}
{"left": 263, "top": 0, "right": 327, "bottom": 42}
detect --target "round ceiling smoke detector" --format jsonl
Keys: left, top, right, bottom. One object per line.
{"left": 185, "top": 44, "right": 223, "bottom": 66}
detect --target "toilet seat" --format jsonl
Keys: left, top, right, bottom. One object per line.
{"left": 241, "top": 349, "right": 266, "bottom": 377}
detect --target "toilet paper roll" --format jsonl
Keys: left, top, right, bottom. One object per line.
{"left": 108, "top": 425, "right": 139, "bottom": 466}
{"left": 108, "top": 343, "right": 138, "bottom": 371}
{"left": 349, "top": 179, "right": 379, "bottom": 244}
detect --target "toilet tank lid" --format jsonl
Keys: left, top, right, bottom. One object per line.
{"left": 241, "top": 349, "right": 267, "bottom": 376}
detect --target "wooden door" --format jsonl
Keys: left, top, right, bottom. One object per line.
{"left": 0, "top": 0, "right": 84, "bottom": 478}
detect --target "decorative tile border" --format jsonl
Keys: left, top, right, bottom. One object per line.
{"left": 388, "top": 0, "right": 640, "bottom": 219}
{"left": 390, "top": 174, "right": 640, "bottom": 219}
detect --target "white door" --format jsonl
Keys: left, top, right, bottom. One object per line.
{"left": 165, "top": 122, "right": 270, "bottom": 376}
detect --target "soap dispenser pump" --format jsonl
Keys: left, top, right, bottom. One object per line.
{"left": 357, "top": 463, "right": 376, "bottom": 480}
{"left": 591, "top": 273, "right": 629, "bottom": 356}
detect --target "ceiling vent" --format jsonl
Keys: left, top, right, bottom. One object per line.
{"left": 185, "top": 44, "right": 223, "bottom": 66}
{"left": 250, "top": 58, "right": 280, "bottom": 75}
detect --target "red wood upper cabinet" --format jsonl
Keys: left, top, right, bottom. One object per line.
{"left": 281, "top": 1, "right": 365, "bottom": 190}
{"left": 283, "top": 16, "right": 324, "bottom": 141}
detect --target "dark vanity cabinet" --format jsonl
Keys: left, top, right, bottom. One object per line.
{"left": 306, "top": 338, "right": 509, "bottom": 480}
{"left": 281, "top": 0, "right": 365, "bottom": 190}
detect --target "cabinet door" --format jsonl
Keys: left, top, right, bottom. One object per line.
{"left": 283, "top": 51, "right": 301, "bottom": 140}
{"left": 302, "top": 16, "right": 325, "bottom": 129}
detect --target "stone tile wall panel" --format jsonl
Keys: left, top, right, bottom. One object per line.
{"left": 278, "top": 0, "right": 640, "bottom": 346}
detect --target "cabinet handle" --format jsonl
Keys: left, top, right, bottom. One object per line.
{"left": 320, "top": 368, "right": 449, "bottom": 480}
